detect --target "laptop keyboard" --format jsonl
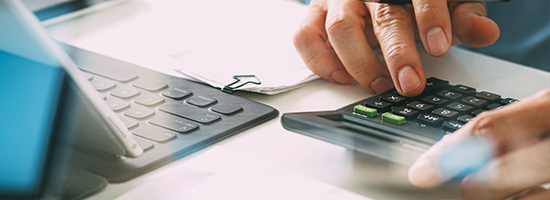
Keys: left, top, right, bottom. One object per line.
{"left": 282, "top": 77, "right": 518, "bottom": 164}
{"left": 63, "top": 44, "right": 278, "bottom": 182}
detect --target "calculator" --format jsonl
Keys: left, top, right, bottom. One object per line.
{"left": 282, "top": 77, "right": 518, "bottom": 164}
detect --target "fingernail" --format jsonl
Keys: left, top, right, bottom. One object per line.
{"left": 398, "top": 66, "right": 421, "bottom": 94}
{"left": 427, "top": 26, "right": 449, "bottom": 56}
{"left": 330, "top": 69, "right": 351, "bottom": 84}
{"left": 370, "top": 76, "right": 394, "bottom": 93}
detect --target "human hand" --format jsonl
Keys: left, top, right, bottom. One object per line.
{"left": 408, "top": 89, "right": 550, "bottom": 200}
{"left": 293, "top": 0, "right": 500, "bottom": 96}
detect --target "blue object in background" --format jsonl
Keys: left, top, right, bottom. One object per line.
{"left": 0, "top": 50, "right": 65, "bottom": 197}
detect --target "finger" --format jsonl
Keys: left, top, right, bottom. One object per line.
{"left": 412, "top": 0, "right": 452, "bottom": 56}
{"left": 449, "top": 2, "right": 500, "bottom": 47}
{"left": 518, "top": 187, "right": 550, "bottom": 200}
{"left": 325, "top": 0, "right": 394, "bottom": 93}
{"left": 293, "top": 1, "right": 352, "bottom": 84}
{"left": 366, "top": 3, "right": 425, "bottom": 96}
{"left": 408, "top": 89, "right": 550, "bottom": 188}
{"left": 461, "top": 138, "right": 550, "bottom": 200}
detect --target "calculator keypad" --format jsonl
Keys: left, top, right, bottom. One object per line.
{"left": 350, "top": 77, "right": 517, "bottom": 133}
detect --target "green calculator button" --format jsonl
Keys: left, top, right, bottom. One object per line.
{"left": 353, "top": 105, "right": 377, "bottom": 117}
{"left": 382, "top": 112, "right": 406, "bottom": 125}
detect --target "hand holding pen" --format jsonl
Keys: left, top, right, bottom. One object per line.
{"left": 293, "top": 0, "right": 504, "bottom": 97}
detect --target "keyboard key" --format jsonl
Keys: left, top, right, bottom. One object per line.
{"left": 486, "top": 103, "right": 503, "bottom": 110}
{"left": 132, "top": 79, "right": 167, "bottom": 91}
{"left": 148, "top": 113, "right": 199, "bottom": 133}
{"left": 109, "top": 87, "right": 140, "bottom": 99}
{"left": 186, "top": 96, "right": 217, "bottom": 107}
{"left": 211, "top": 104, "right": 243, "bottom": 115}
{"left": 120, "top": 117, "right": 139, "bottom": 129}
{"left": 134, "top": 95, "right": 165, "bottom": 106}
{"left": 158, "top": 104, "right": 221, "bottom": 124}
{"left": 443, "top": 121, "right": 464, "bottom": 132}
{"left": 424, "top": 77, "right": 449, "bottom": 93}
{"left": 90, "top": 78, "right": 116, "bottom": 91}
{"left": 133, "top": 137, "right": 154, "bottom": 151}
{"left": 461, "top": 96, "right": 488, "bottom": 107}
{"left": 392, "top": 106, "right": 419, "bottom": 118}
{"left": 417, "top": 113, "right": 444, "bottom": 126}
{"left": 381, "top": 112, "right": 405, "bottom": 125}
{"left": 132, "top": 126, "right": 177, "bottom": 143}
{"left": 364, "top": 98, "right": 391, "bottom": 112}
{"left": 457, "top": 115, "right": 474, "bottom": 124}
{"left": 407, "top": 101, "right": 433, "bottom": 112}
{"left": 500, "top": 98, "right": 518, "bottom": 105}
{"left": 123, "top": 107, "right": 154, "bottom": 119}
{"left": 476, "top": 91, "right": 501, "bottom": 102}
{"left": 80, "top": 64, "right": 138, "bottom": 82}
{"left": 105, "top": 98, "right": 130, "bottom": 112}
{"left": 422, "top": 95, "right": 448, "bottom": 106}
{"left": 437, "top": 90, "right": 463, "bottom": 100}
{"left": 380, "top": 93, "right": 406, "bottom": 104}
{"left": 447, "top": 102, "right": 473, "bottom": 113}
{"left": 162, "top": 87, "right": 192, "bottom": 99}
{"left": 451, "top": 85, "right": 476, "bottom": 94}
{"left": 432, "top": 108, "right": 458, "bottom": 119}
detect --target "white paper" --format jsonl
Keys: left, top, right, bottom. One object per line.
{"left": 165, "top": 0, "right": 318, "bottom": 94}
{"left": 116, "top": 146, "right": 373, "bottom": 200}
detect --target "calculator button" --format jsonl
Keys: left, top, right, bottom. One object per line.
{"left": 476, "top": 91, "right": 501, "bottom": 102}
{"left": 443, "top": 121, "right": 464, "bottom": 132}
{"left": 365, "top": 98, "right": 392, "bottom": 112}
{"left": 486, "top": 103, "right": 504, "bottom": 110}
{"left": 422, "top": 95, "right": 448, "bottom": 106}
{"left": 417, "top": 113, "right": 444, "bottom": 126}
{"left": 381, "top": 112, "right": 405, "bottom": 125}
{"left": 471, "top": 109, "right": 486, "bottom": 116}
{"left": 457, "top": 115, "right": 474, "bottom": 124}
{"left": 432, "top": 108, "right": 459, "bottom": 119}
{"left": 380, "top": 93, "right": 406, "bottom": 104}
{"left": 451, "top": 85, "right": 476, "bottom": 94}
{"left": 500, "top": 98, "right": 518, "bottom": 105}
{"left": 461, "top": 96, "right": 488, "bottom": 107}
{"left": 424, "top": 77, "right": 449, "bottom": 93}
{"left": 437, "top": 90, "right": 463, "bottom": 100}
{"left": 407, "top": 101, "right": 434, "bottom": 112}
{"left": 447, "top": 102, "right": 473, "bottom": 113}
{"left": 392, "top": 106, "right": 419, "bottom": 118}
{"left": 353, "top": 105, "right": 377, "bottom": 117}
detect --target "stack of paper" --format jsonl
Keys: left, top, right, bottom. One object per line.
{"left": 165, "top": 0, "right": 318, "bottom": 94}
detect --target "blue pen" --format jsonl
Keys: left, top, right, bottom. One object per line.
{"left": 361, "top": 0, "right": 509, "bottom": 4}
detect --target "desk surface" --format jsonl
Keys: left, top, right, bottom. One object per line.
{"left": 44, "top": 0, "right": 549, "bottom": 199}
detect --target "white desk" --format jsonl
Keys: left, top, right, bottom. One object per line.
{"left": 44, "top": 0, "right": 549, "bottom": 199}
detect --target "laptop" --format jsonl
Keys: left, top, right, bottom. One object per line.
{"left": 1, "top": 0, "right": 279, "bottom": 188}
